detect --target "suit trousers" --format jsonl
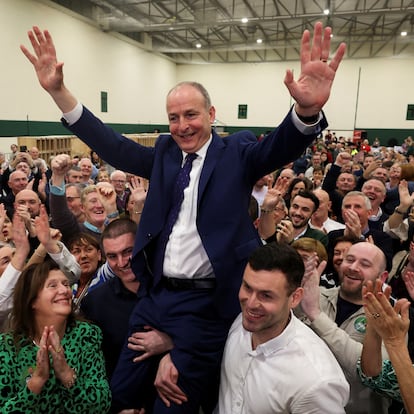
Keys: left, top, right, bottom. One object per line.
{"left": 110, "top": 286, "right": 233, "bottom": 413}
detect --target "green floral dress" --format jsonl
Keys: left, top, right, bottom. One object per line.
{"left": 0, "top": 320, "right": 111, "bottom": 413}
{"left": 357, "top": 358, "right": 406, "bottom": 413}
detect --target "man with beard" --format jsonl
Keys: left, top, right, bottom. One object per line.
{"left": 277, "top": 190, "right": 328, "bottom": 248}
{"left": 298, "top": 242, "right": 391, "bottom": 414}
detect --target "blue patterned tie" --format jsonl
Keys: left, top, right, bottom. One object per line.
{"left": 154, "top": 152, "right": 198, "bottom": 282}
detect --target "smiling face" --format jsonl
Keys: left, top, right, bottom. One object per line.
{"left": 70, "top": 238, "right": 101, "bottom": 278}
{"left": 362, "top": 179, "right": 386, "bottom": 211}
{"left": 289, "top": 194, "right": 315, "bottom": 230}
{"left": 32, "top": 269, "right": 72, "bottom": 319}
{"left": 339, "top": 243, "right": 387, "bottom": 303}
{"left": 167, "top": 83, "right": 216, "bottom": 154}
{"left": 81, "top": 190, "right": 106, "bottom": 227}
{"left": 239, "top": 264, "right": 302, "bottom": 347}
{"left": 341, "top": 194, "right": 372, "bottom": 229}
{"left": 332, "top": 240, "right": 353, "bottom": 273}
{"left": 103, "top": 233, "right": 136, "bottom": 285}
{"left": 80, "top": 158, "right": 93, "bottom": 180}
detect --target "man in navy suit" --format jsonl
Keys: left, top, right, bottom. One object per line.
{"left": 22, "top": 22, "right": 346, "bottom": 413}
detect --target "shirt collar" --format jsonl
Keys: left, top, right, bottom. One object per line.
{"left": 181, "top": 134, "right": 212, "bottom": 164}
{"left": 248, "top": 311, "right": 296, "bottom": 357}
{"left": 83, "top": 221, "right": 102, "bottom": 234}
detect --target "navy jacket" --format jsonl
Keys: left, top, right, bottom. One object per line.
{"left": 64, "top": 106, "right": 326, "bottom": 319}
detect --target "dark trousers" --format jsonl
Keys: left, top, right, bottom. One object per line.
{"left": 110, "top": 287, "right": 233, "bottom": 413}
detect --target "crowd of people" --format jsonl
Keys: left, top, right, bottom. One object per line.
{"left": 0, "top": 20, "right": 412, "bottom": 414}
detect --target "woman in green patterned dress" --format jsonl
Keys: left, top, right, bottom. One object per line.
{"left": 357, "top": 279, "right": 414, "bottom": 414}
{"left": 0, "top": 259, "right": 111, "bottom": 413}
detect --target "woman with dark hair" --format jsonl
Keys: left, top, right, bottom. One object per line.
{"left": 121, "top": 176, "right": 147, "bottom": 225}
{"left": 67, "top": 233, "right": 114, "bottom": 309}
{"left": 90, "top": 150, "right": 102, "bottom": 170}
{"left": 0, "top": 260, "right": 111, "bottom": 412}
{"left": 284, "top": 177, "right": 313, "bottom": 208}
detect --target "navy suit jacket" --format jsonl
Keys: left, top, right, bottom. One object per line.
{"left": 65, "top": 106, "right": 326, "bottom": 319}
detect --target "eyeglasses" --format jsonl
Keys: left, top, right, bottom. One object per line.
{"left": 112, "top": 180, "right": 126, "bottom": 183}
{"left": 274, "top": 206, "right": 286, "bottom": 213}
{"left": 66, "top": 197, "right": 81, "bottom": 202}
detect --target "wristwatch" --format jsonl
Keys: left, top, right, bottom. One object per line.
{"left": 394, "top": 207, "right": 406, "bottom": 215}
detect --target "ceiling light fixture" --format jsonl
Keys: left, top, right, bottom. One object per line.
{"left": 241, "top": 17, "right": 249, "bottom": 23}
{"left": 401, "top": 31, "right": 408, "bottom": 36}
{"left": 196, "top": 43, "right": 202, "bottom": 48}
{"left": 323, "top": 9, "right": 330, "bottom": 15}
{"left": 256, "top": 38, "right": 263, "bottom": 44}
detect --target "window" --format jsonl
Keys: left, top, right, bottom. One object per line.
{"left": 101, "top": 91, "right": 108, "bottom": 113}
{"left": 406, "top": 104, "right": 414, "bottom": 120}
{"left": 238, "top": 104, "right": 248, "bottom": 119}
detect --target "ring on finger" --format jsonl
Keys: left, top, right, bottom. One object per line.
{"left": 371, "top": 313, "right": 380, "bottom": 319}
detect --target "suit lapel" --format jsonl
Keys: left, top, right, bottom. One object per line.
{"left": 198, "top": 132, "right": 225, "bottom": 206}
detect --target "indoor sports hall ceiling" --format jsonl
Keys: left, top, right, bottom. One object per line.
{"left": 49, "top": 0, "right": 414, "bottom": 63}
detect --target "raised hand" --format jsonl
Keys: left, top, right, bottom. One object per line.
{"left": 284, "top": 22, "right": 346, "bottom": 117}
{"left": 21, "top": 27, "right": 78, "bottom": 112}
{"left": 21, "top": 27, "right": 64, "bottom": 94}
{"left": 129, "top": 176, "right": 147, "bottom": 213}
{"left": 51, "top": 154, "right": 72, "bottom": 177}
{"left": 363, "top": 279, "right": 410, "bottom": 346}
{"left": 96, "top": 182, "right": 117, "bottom": 214}
{"left": 299, "top": 253, "right": 326, "bottom": 321}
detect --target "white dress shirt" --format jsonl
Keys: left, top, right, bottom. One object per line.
{"left": 163, "top": 140, "right": 213, "bottom": 279}
{"left": 215, "top": 312, "right": 349, "bottom": 414}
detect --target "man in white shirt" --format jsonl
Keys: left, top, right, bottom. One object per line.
{"left": 215, "top": 243, "right": 349, "bottom": 414}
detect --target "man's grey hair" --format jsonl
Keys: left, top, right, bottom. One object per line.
{"left": 342, "top": 191, "right": 372, "bottom": 210}
{"left": 167, "top": 81, "right": 212, "bottom": 110}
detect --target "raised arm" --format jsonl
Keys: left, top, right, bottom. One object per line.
{"left": 284, "top": 22, "right": 346, "bottom": 118}
{"left": 20, "top": 27, "right": 78, "bottom": 113}
{"left": 360, "top": 280, "right": 414, "bottom": 413}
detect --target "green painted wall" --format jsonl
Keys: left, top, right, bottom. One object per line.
{"left": 0, "top": 120, "right": 413, "bottom": 146}
{"left": 0, "top": 120, "right": 167, "bottom": 136}
{"left": 358, "top": 128, "right": 414, "bottom": 146}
